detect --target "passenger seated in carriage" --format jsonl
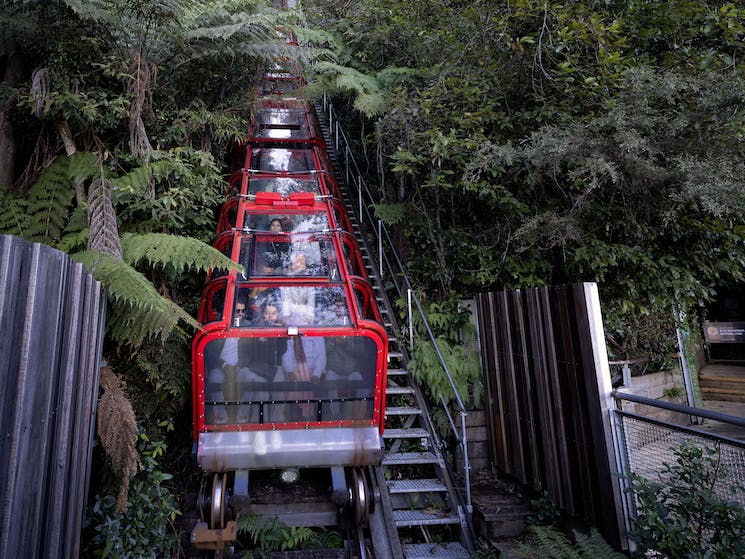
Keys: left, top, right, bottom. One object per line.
{"left": 207, "top": 297, "right": 287, "bottom": 424}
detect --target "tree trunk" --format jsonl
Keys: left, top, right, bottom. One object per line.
{"left": 0, "top": 52, "right": 26, "bottom": 188}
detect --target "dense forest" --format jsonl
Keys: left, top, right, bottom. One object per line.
{"left": 1, "top": 0, "right": 744, "bottom": 556}
{"left": 303, "top": 0, "right": 745, "bottom": 360}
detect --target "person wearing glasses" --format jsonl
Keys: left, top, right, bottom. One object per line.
{"left": 207, "top": 296, "right": 256, "bottom": 423}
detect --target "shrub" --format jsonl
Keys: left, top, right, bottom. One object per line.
{"left": 626, "top": 441, "right": 745, "bottom": 559}
{"left": 86, "top": 434, "right": 181, "bottom": 558}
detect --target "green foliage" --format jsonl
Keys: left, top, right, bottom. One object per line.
{"left": 72, "top": 250, "right": 199, "bottom": 346}
{"left": 409, "top": 337, "right": 481, "bottom": 407}
{"left": 468, "top": 544, "right": 504, "bottom": 559}
{"left": 128, "top": 334, "right": 192, "bottom": 424}
{"left": 372, "top": 202, "right": 409, "bottom": 225}
{"left": 515, "top": 524, "right": 626, "bottom": 559}
{"left": 305, "top": 0, "right": 745, "bottom": 359}
{"left": 111, "top": 147, "right": 225, "bottom": 239}
{"left": 626, "top": 441, "right": 745, "bottom": 559}
{"left": 0, "top": 148, "right": 235, "bottom": 347}
{"left": 528, "top": 491, "right": 560, "bottom": 526}
{"left": 307, "top": 61, "right": 384, "bottom": 115}
{"left": 86, "top": 432, "right": 181, "bottom": 559}
{"left": 120, "top": 232, "right": 241, "bottom": 276}
{"left": 0, "top": 157, "right": 75, "bottom": 244}
{"left": 236, "top": 514, "right": 341, "bottom": 554}
{"left": 405, "top": 297, "right": 483, "bottom": 408}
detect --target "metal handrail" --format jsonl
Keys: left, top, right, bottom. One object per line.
{"left": 612, "top": 390, "right": 745, "bottom": 430}
{"left": 320, "top": 95, "right": 472, "bottom": 510}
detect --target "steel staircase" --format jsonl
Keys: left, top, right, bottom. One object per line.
{"left": 314, "top": 100, "right": 474, "bottom": 559}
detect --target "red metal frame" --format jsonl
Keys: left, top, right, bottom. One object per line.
{"left": 191, "top": 66, "right": 388, "bottom": 449}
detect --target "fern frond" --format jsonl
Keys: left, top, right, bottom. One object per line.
{"left": 295, "top": 26, "right": 340, "bottom": 50}
{"left": 120, "top": 232, "right": 242, "bottom": 275}
{"left": 21, "top": 156, "right": 76, "bottom": 244}
{"left": 0, "top": 187, "right": 29, "bottom": 237}
{"left": 306, "top": 61, "right": 384, "bottom": 116}
{"left": 72, "top": 250, "right": 199, "bottom": 346}
{"left": 170, "top": 100, "right": 246, "bottom": 145}
{"left": 573, "top": 529, "right": 627, "bottom": 559}
{"left": 57, "top": 205, "right": 90, "bottom": 253}
{"left": 110, "top": 165, "right": 152, "bottom": 199}
{"left": 376, "top": 65, "right": 431, "bottom": 87}
{"left": 66, "top": 150, "right": 99, "bottom": 183}
{"left": 516, "top": 524, "right": 577, "bottom": 559}
{"left": 97, "top": 365, "right": 140, "bottom": 514}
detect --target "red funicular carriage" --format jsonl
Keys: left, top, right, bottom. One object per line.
{"left": 191, "top": 53, "right": 388, "bottom": 550}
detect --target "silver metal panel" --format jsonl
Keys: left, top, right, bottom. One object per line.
{"left": 198, "top": 426, "right": 383, "bottom": 471}
{"left": 0, "top": 235, "right": 105, "bottom": 559}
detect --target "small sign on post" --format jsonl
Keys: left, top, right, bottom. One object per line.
{"left": 703, "top": 321, "right": 745, "bottom": 343}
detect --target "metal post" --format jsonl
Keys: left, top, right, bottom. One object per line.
{"left": 377, "top": 220, "right": 383, "bottom": 279}
{"left": 335, "top": 121, "right": 339, "bottom": 152}
{"left": 358, "top": 175, "right": 363, "bottom": 222}
{"left": 609, "top": 406, "right": 634, "bottom": 553}
{"left": 408, "top": 288, "right": 414, "bottom": 352}
{"left": 461, "top": 411, "right": 472, "bottom": 511}
{"left": 345, "top": 146, "right": 350, "bottom": 185}
{"left": 673, "top": 304, "right": 698, "bottom": 423}
{"left": 622, "top": 363, "right": 631, "bottom": 388}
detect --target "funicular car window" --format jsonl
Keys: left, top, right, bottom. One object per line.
{"left": 243, "top": 212, "right": 329, "bottom": 234}
{"left": 259, "top": 79, "right": 301, "bottom": 96}
{"left": 254, "top": 108, "right": 310, "bottom": 139}
{"left": 227, "top": 280, "right": 350, "bottom": 328}
{"left": 339, "top": 233, "right": 365, "bottom": 277}
{"left": 209, "top": 232, "right": 236, "bottom": 279}
{"left": 202, "top": 333, "right": 378, "bottom": 426}
{"left": 247, "top": 177, "right": 321, "bottom": 196}
{"left": 250, "top": 147, "right": 315, "bottom": 172}
{"left": 199, "top": 279, "right": 227, "bottom": 324}
{"left": 238, "top": 233, "right": 339, "bottom": 280}
{"left": 218, "top": 198, "right": 240, "bottom": 230}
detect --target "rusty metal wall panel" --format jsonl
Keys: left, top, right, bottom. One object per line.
{"left": 0, "top": 235, "right": 106, "bottom": 559}
{"left": 475, "top": 283, "right": 623, "bottom": 548}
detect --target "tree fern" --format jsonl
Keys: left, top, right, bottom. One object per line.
{"left": 0, "top": 188, "right": 28, "bottom": 238}
{"left": 72, "top": 250, "right": 199, "bottom": 346}
{"left": 66, "top": 150, "right": 99, "bottom": 183}
{"left": 236, "top": 514, "right": 319, "bottom": 552}
{"left": 573, "top": 529, "right": 626, "bottom": 559}
{"left": 0, "top": 156, "right": 76, "bottom": 244}
{"left": 1, "top": 149, "right": 234, "bottom": 346}
{"left": 306, "top": 61, "right": 384, "bottom": 116}
{"left": 97, "top": 365, "right": 140, "bottom": 514}
{"left": 515, "top": 525, "right": 625, "bottom": 559}
{"left": 57, "top": 205, "right": 90, "bottom": 253}
{"left": 120, "top": 232, "right": 241, "bottom": 275}
{"left": 88, "top": 175, "right": 123, "bottom": 259}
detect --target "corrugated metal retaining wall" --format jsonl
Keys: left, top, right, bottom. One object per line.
{"left": 475, "top": 283, "right": 625, "bottom": 548}
{"left": 0, "top": 235, "right": 106, "bottom": 558}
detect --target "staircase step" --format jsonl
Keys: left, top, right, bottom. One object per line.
{"left": 383, "top": 451, "right": 439, "bottom": 466}
{"left": 387, "top": 368, "right": 408, "bottom": 376}
{"left": 385, "top": 406, "right": 422, "bottom": 417}
{"left": 402, "top": 542, "right": 470, "bottom": 559}
{"left": 388, "top": 479, "right": 447, "bottom": 494}
{"left": 386, "top": 386, "right": 415, "bottom": 396}
{"left": 383, "top": 428, "right": 430, "bottom": 439}
{"left": 392, "top": 509, "right": 461, "bottom": 527}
